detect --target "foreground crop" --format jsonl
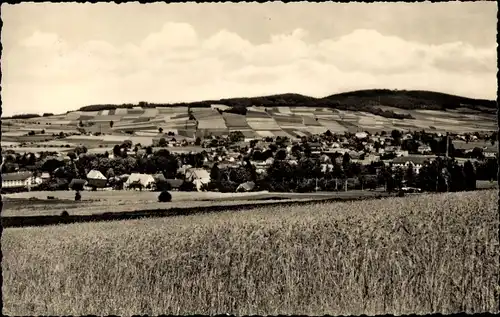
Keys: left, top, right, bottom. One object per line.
{"left": 2, "top": 190, "right": 499, "bottom": 315}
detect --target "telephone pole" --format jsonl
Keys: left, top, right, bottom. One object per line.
{"left": 445, "top": 132, "right": 449, "bottom": 158}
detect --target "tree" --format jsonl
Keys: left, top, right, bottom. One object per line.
{"left": 404, "top": 163, "right": 416, "bottom": 187}
{"left": 158, "top": 138, "right": 168, "bottom": 147}
{"left": 393, "top": 167, "right": 405, "bottom": 190}
{"left": 210, "top": 163, "right": 221, "bottom": 184}
{"left": 113, "top": 145, "right": 121, "bottom": 157}
{"left": 195, "top": 137, "right": 202, "bottom": 146}
{"left": 229, "top": 131, "right": 245, "bottom": 143}
{"left": 463, "top": 160, "right": 476, "bottom": 190}
{"left": 158, "top": 127, "right": 164, "bottom": 134}
{"left": 145, "top": 146, "right": 153, "bottom": 156}
{"left": 391, "top": 129, "right": 402, "bottom": 145}
{"left": 121, "top": 140, "right": 133, "bottom": 149}
{"left": 106, "top": 168, "right": 115, "bottom": 179}
{"left": 158, "top": 191, "right": 172, "bottom": 202}
{"left": 275, "top": 149, "right": 287, "bottom": 160}
{"left": 110, "top": 120, "right": 114, "bottom": 128}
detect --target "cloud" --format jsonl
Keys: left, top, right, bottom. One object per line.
{"left": 2, "top": 23, "right": 497, "bottom": 116}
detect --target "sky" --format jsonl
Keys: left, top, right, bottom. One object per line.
{"left": 1, "top": 2, "right": 497, "bottom": 116}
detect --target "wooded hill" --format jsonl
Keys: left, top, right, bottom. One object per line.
{"left": 79, "top": 89, "right": 497, "bottom": 114}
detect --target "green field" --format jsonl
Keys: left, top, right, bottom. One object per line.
{"left": 2, "top": 190, "right": 498, "bottom": 315}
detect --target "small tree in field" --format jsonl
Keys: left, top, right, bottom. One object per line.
{"left": 158, "top": 191, "right": 172, "bottom": 202}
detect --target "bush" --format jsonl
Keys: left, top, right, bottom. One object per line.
{"left": 179, "top": 181, "right": 196, "bottom": 192}
{"left": 158, "top": 191, "right": 172, "bottom": 202}
{"left": 218, "top": 180, "right": 238, "bottom": 193}
{"left": 296, "top": 179, "right": 316, "bottom": 193}
{"left": 75, "top": 192, "right": 81, "bottom": 201}
{"left": 154, "top": 180, "right": 172, "bottom": 192}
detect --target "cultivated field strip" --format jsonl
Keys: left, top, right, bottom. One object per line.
{"left": 2, "top": 190, "right": 498, "bottom": 315}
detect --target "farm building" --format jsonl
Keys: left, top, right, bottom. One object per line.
{"left": 124, "top": 173, "right": 155, "bottom": 190}
{"left": 69, "top": 178, "right": 88, "bottom": 190}
{"left": 391, "top": 155, "right": 437, "bottom": 174}
{"left": 86, "top": 170, "right": 107, "bottom": 188}
{"left": 185, "top": 168, "right": 211, "bottom": 191}
{"left": 1, "top": 171, "right": 40, "bottom": 191}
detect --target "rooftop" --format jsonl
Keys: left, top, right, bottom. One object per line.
{"left": 2, "top": 171, "right": 34, "bottom": 181}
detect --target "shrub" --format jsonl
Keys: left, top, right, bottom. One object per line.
{"left": 154, "top": 180, "right": 172, "bottom": 192}
{"left": 158, "top": 191, "right": 172, "bottom": 202}
{"left": 179, "top": 181, "right": 196, "bottom": 192}
{"left": 218, "top": 180, "right": 238, "bottom": 193}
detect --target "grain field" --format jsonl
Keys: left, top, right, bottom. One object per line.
{"left": 2, "top": 190, "right": 499, "bottom": 316}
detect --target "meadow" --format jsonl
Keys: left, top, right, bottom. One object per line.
{"left": 2, "top": 190, "right": 498, "bottom": 316}
{"left": 1, "top": 189, "right": 387, "bottom": 217}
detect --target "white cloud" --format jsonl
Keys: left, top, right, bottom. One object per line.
{"left": 141, "top": 22, "right": 199, "bottom": 52}
{"left": 2, "top": 23, "right": 497, "bottom": 116}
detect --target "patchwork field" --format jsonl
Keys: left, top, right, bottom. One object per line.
{"left": 2, "top": 99, "right": 496, "bottom": 151}
{"left": 2, "top": 190, "right": 498, "bottom": 315}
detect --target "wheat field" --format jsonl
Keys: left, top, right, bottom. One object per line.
{"left": 2, "top": 190, "right": 499, "bottom": 316}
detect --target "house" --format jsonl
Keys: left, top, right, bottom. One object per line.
{"left": 86, "top": 169, "right": 107, "bottom": 188}
{"left": 1, "top": 171, "right": 38, "bottom": 190}
{"left": 395, "top": 150, "right": 409, "bottom": 157}
{"left": 185, "top": 168, "right": 211, "bottom": 191}
{"left": 166, "top": 179, "right": 184, "bottom": 190}
{"left": 69, "top": 178, "right": 88, "bottom": 190}
{"left": 418, "top": 145, "right": 432, "bottom": 154}
{"left": 124, "top": 173, "right": 156, "bottom": 190}
{"left": 236, "top": 181, "right": 255, "bottom": 192}
{"left": 352, "top": 154, "right": 381, "bottom": 165}
{"left": 308, "top": 143, "right": 323, "bottom": 154}
{"left": 391, "top": 155, "right": 437, "bottom": 174}
{"left": 355, "top": 132, "right": 368, "bottom": 139}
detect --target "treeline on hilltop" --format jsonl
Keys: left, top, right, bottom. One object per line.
{"left": 78, "top": 89, "right": 496, "bottom": 116}
{"left": 3, "top": 113, "right": 54, "bottom": 119}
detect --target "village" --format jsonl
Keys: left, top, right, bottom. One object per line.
{"left": 1, "top": 126, "right": 497, "bottom": 196}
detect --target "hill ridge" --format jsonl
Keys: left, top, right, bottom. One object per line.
{"left": 78, "top": 89, "right": 496, "bottom": 113}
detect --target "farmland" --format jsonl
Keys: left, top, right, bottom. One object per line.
{"left": 2, "top": 90, "right": 496, "bottom": 152}
{"left": 2, "top": 190, "right": 498, "bottom": 315}
{"left": 1, "top": 189, "right": 390, "bottom": 217}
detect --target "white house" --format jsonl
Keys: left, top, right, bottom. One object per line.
{"left": 2, "top": 172, "right": 39, "bottom": 190}
{"left": 185, "top": 168, "right": 211, "bottom": 191}
{"left": 124, "top": 173, "right": 156, "bottom": 190}
{"left": 86, "top": 169, "right": 108, "bottom": 188}
{"left": 355, "top": 132, "right": 368, "bottom": 139}
{"left": 391, "top": 155, "right": 437, "bottom": 174}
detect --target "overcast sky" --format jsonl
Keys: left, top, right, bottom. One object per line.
{"left": 1, "top": 2, "right": 497, "bottom": 116}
